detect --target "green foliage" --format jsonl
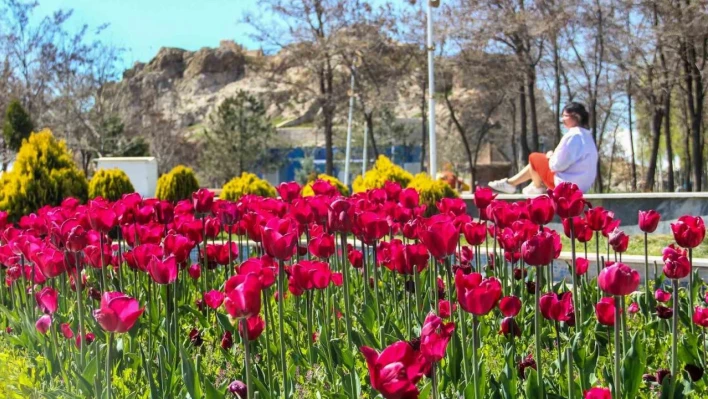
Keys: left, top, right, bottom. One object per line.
{"left": 0, "top": 341, "right": 49, "bottom": 398}
{"left": 295, "top": 154, "right": 317, "bottom": 185}
{"left": 352, "top": 155, "right": 414, "bottom": 193}
{"left": 0, "top": 129, "right": 87, "bottom": 219}
{"left": 220, "top": 172, "right": 276, "bottom": 201}
{"left": 98, "top": 116, "right": 150, "bottom": 157}
{"left": 3, "top": 99, "right": 34, "bottom": 151}
{"left": 200, "top": 91, "right": 279, "bottom": 186}
{"left": 155, "top": 165, "right": 200, "bottom": 202}
{"left": 406, "top": 172, "right": 458, "bottom": 208}
{"left": 88, "top": 168, "right": 135, "bottom": 201}
{"left": 303, "top": 173, "right": 349, "bottom": 196}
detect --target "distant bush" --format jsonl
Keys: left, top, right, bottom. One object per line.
{"left": 352, "top": 155, "right": 413, "bottom": 193}
{"left": 407, "top": 172, "right": 458, "bottom": 209}
{"left": 155, "top": 165, "right": 200, "bottom": 202}
{"left": 303, "top": 174, "right": 349, "bottom": 197}
{"left": 0, "top": 129, "right": 87, "bottom": 219}
{"left": 221, "top": 172, "right": 276, "bottom": 201}
{"left": 89, "top": 168, "right": 135, "bottom": 201}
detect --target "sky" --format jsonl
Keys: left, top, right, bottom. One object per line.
{"left": 35, "top": 0, "right": 262, "bottom": 67}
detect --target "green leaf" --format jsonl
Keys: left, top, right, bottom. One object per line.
{"left": 216, "top": 312, "right": 236, "bottom": 333}
{"left": 179, "top": 344, "right": 202, "bottom": 399}
{"left": 525, "top": 368, "right": 540, "bottom": 399}
{"left": 203, "top": 377, "right": 223, "bottom": 399}
{"left": 622, "top": 333, "right": 646, "bottom": 399}
{"left": 445, "top": 330, "right": 462, "bottom": 385}
{"left": 140, "top": 346, "right": 160, "bottom": 399}
{"left": 180, "top": 304, "right": 210, "bottom": 329}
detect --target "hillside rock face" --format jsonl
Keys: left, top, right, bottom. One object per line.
{"left": 103, "top": 40, "right": 304, "bottom": 135}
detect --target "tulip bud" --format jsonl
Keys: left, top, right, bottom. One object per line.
{"left": 228, "top": 380, "right": 247, "bottom": 398}
{"left": 88, "top": 287, "right": 101, "bottom": 301}
{"left": 684, "top": 364, "right": 704, "bottom": 382}
{"left": 657, "top": 369, "right": 671, "bottom": 384}
{"left": 656, "top": 305, "right": 673, "bottom": 319}
{"left": 189, "top": 328, "right": 203, "bottom": 347}
{"left": 35, "top": 315, "right": 52, "bottom": 334}
{"left": 221, "top": 331, "right": 233, "bottom": 350}
{"left": 499, "top": 317, "right": 521, "bottom": 338}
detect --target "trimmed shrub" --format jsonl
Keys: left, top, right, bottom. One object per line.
{"left": 88, "top": 168, "right": 135, "bottom": 201}
{"left": 407, "top": 172, "right": 458, "bottom": 209}
{"left": 303, "top": 174, "right": 349, "bottom": 197}
{"left": 353, "top": 155, "right": 413, "bottom": 193}
{"left": 155, "top": 165, "right": 200, "bottom": 202}
{"left": 0, "top": 129, "right": 88, "bottom": 220}
{"left": 221, "top": 172, "right": 276, "bottom": 201}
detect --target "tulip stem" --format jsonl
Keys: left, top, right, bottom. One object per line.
{"left": 621, "top": 296, "right": 628, "bottom": 354}
{"left": 613, "top": 295, "right": 621, "bottom": 399}
{"left": 689, "top": 248, "right": 694, "bottom": 334}
{"left": 471, "top": 315, "right": 479, "bottom": 399}
{"left": 671, "top": 278, "right": 679, "bottom": 398}
{"left": 431, "top": 362, "right": 439, "bottom": 399}
{"left": 595, "top": 231, "right": 601, "bottom": 301}
{"left": 459, "top": 303, "right": 470, "bottom": 385}
{"left": 106, "top": 332, "right": 114, "bottom": 399}
{"left": 339, "top": 234, "right": 356, "bottom": 397}
{"left": 242, "top": 318, "right": 253, "bottom": 399}
{"left": 644, "top": 232, "right": 651, "bottom": 316}
{"left": 277, "top": 260, "right": 288, "bottom": 398}
{"left": 306, "top": 292, "right": 314, "bottom": 365}
{"left": 74, "top": 260, "right": 86, "bottom": 369}
{"left": 534, "top": 266, "right": 544, "bottom": 399}
{"left": 569, "top": 218, "right": 581, "bottom": 327}
{"left": 554, "top": 321, "right": 562, "bottom": 374}
{"left": 372, "top": 245, "right": 382, "bottom": 345}
{"left": 566, "top": 347, "right": 574, "bottom": 399}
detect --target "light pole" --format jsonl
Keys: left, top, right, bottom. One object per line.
{"left": 427, "top": 0, "right": 439, "bottom": 178}
{"left": 362, "top": 123, "right": 368, "bottom": 174}
{"left": 344, "top": 66, "right": 356, "bottom": 186}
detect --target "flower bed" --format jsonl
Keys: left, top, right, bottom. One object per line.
{"left": 0, "top": 182, "right": 705, "bottom": 399}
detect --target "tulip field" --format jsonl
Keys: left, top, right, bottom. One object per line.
{"left": 1, "top": 179, "right": 707, "bottom": 399}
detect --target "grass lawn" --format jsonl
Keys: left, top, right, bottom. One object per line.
{"left": 559, "top": 233, "right": 708, "bottom": 258}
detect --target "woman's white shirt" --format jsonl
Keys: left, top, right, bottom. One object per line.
{"left": 548, "top": 127, "right": 598, "bottom": 193}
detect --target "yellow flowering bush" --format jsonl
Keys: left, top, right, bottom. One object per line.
{"left": 303, "top": 174, "right": 349, "bottom": 197}
{"left": 407, "top": 172, "right": 458, "bottom": 208}
{"left": 352, "top": 155, "right": 413, "bottom": 193}
{"left": 155, "top": 165, "right": 199, "bottom": 202}
{"left": 221, "top": 172, "right": 276, "bottom": 201}
{"left": 89, "top": 168, "right": 135, "bottom": 201}
{"left": 0, "top": 129, "right": 88, "bottom": 220}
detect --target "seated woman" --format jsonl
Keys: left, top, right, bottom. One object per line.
{"left": 489, "top": 102, "right": 598, "bottom": 195}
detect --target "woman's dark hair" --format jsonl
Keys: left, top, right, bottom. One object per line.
{"left": 563, "top": 102, "right": 590, "bottom": 127}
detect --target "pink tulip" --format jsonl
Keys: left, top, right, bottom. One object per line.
{"left": 35, "top": 286, "right": 58, "bottom": 314}
{"left": 35, "top": 315, "right": 52, "bottom": 334}
{"left": 93, "top": 291, "right": 144, "bottom": 333}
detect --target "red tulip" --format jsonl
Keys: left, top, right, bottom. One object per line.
{"left": 598, "top": 262, "right": 640, "bottom": 296}
{"left": 656, "top": 305, "right": 673, "bottom": 319}
{"left": 437, "top": 198, "right": 467, "bottom": 217}
{"left": 662, "top": 243, "right": 691, "bottom": 279}
{"left": 36, "top": 315, "right": 52, "bottom": 334}
{"left": 61, "top": 322, "right": 74, "bottom": 339}
{"left": 148, "top": 255, "right": 178, "bottom": 285}
{"left": 87, "top": 205, "right": 117, "bottom": 233}
{"left": 486, "top": 200, "right": 517, "bottom": 228}
{"left": 693, "top": 306, "right": 708, "bottom": 328}
{"left": 84, "top": 244, "right": 112, "bottom": 269}
{"left": 328, "top": 199, "right": 353, "bottom": 233}
{"left": 463, "top": 221, "right": 487, "bottom": 246}
{"left": 36, "top": 286, "right": 58, "bottom": 314}
{"left": 517, "top": 354, "right": 537, "bottom": 379}
{"left": 277, "top": 181, "right": 302, "bottom": 203}
{"left": 438, "top": 299, "right": 453, "bottom": 319}
{"left": 584, "top": 387, "right": 612, "bottom": 399}
{"left": 671, "top": 215, "right": 705, "bottom": 249}
{"left": 608, "top": 228, "right": 629, "bottom": 253}
{"left": 215, "top": 242, "right": 238, "bottom": 266}
{"left": 455, "top": 270, "right": 502, "bottom": 316}
{"left": 628, "top": 302, "right": 639, "bottom": 314}
{"left": 64, "top": 223, "right": 87, "bottom": 252}
{"left": 420, "top": 312, "right": 455, "bottom": 362}
{"left": 204, "top": 290, "right": 224, "bottom": 309}
{"left": 309, "top": 232, "right": 335, "bottom": 259}
{"left": 163, "top": 233, "right": 194, "bottom": 264}
{"left": 499, "top": 295, "right": 522, "bottom": 317}
{"left": 224, "top": 273, "right": 262, "bottom": 319}
{"left": 220, "top": 331, "right": 233, "bottom": 350}
{"left": 419, "top": 214, "right": 459, "bottom": 260}
{"left": 236, "top": 257, "right": 276, "bottom": 288}
{"left": 288, "top": 260, "right": 336, "bottom": 295}
{"left": 399, "top": 188, "right": 420, "bottom": 209}
{"left": 521, "top": 231, "right": 556, "bottom": 266}
{"left": 595, "top": 297, "right": 617, "bottom": 326}
{"left": 655, "top": 288, "right": 671, "bottom": 303}
{"left": 93, "top": 291, "right": 144, "bottom": 333}
{"left": 500, "top": 317, "right": 521, "bottom": 338}
{"left": 601, "top": 218, "right": 621, "bottom": 238}
{"left": 576, "top": 257, "right": 589, "bottom": 276}
{"left": 358, "top": 211, "right": 389, "bottom": 244}
{"left": 638, "top": 210, "right": 661, "bottom": 233}
{"left": 539, "top": 292, "right": 574, "bottom": 322}
{"left": 585, "top": 207, "right": 613, "bottom": 232}
{"left": 528, "top": 195, "right": 555, "bottom": 225}
{"left": 261, "top": 217, "right": 298, "bottom": 261}
{"left": 347, "top": 244, "right": 363, "bottom": 268}
{"left": 360, "top": 341, "right": 428, "bottom": 399}
{"left": 192, "top": 188, "right": 214, "bottom": 214}
{"left": 474, "top": 186, "right": 496, "bottom": 210}
{"left": 548, "top": 182, "right": 585, "bottom": 219}
{"left": 239, "top": 314, "right": 265, "bottom": 341}
{"left": 34, "top": 246, "right": 67, "bottom": 278}
{"left": 76, "top": 332, "right": 96, "bottom": 348}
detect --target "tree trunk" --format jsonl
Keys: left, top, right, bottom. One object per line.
{"left": 444, "top": 92, "right": 474, "bottom": 188}
{"left": 527, "top": 67, "right": 539, "bottom": 152}
{"left": 682, "top": 39, "right": 704, "bottom": 191}
{"left": 627, "top": 80, "right": 638, "bottom": 191}
{"left": 511, "top": 101, "right": 518, "bottom": 173}
{"left": 518, "top": 83, "right": 530, "bottom": 163}
{"left": 644, "top": 108, "right": 664, "bottom": 191}
{"left": 365, "top": 112, "right": 379, "bottom": 159}
{"left": 323, "top": 106, "right": 334, "bottom": 176}
{"left": 553, "top": 38, "right": 562, "bottom": 146}
{"left": 664, "top": 92, "right": 675, "bottom": 192}
{"left": 680, "top": 92, "right": 692, "bottom": 191}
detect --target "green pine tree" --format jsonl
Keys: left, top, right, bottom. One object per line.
{"left": 3, "top": 99, "right": 34, "bottom": 151}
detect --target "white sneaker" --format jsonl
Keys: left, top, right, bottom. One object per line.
{"left": 522, "top": 184, "right": 547, "bottom": 196}
{"left": 488, "top": 179, "right": 516, "bottom": 194}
